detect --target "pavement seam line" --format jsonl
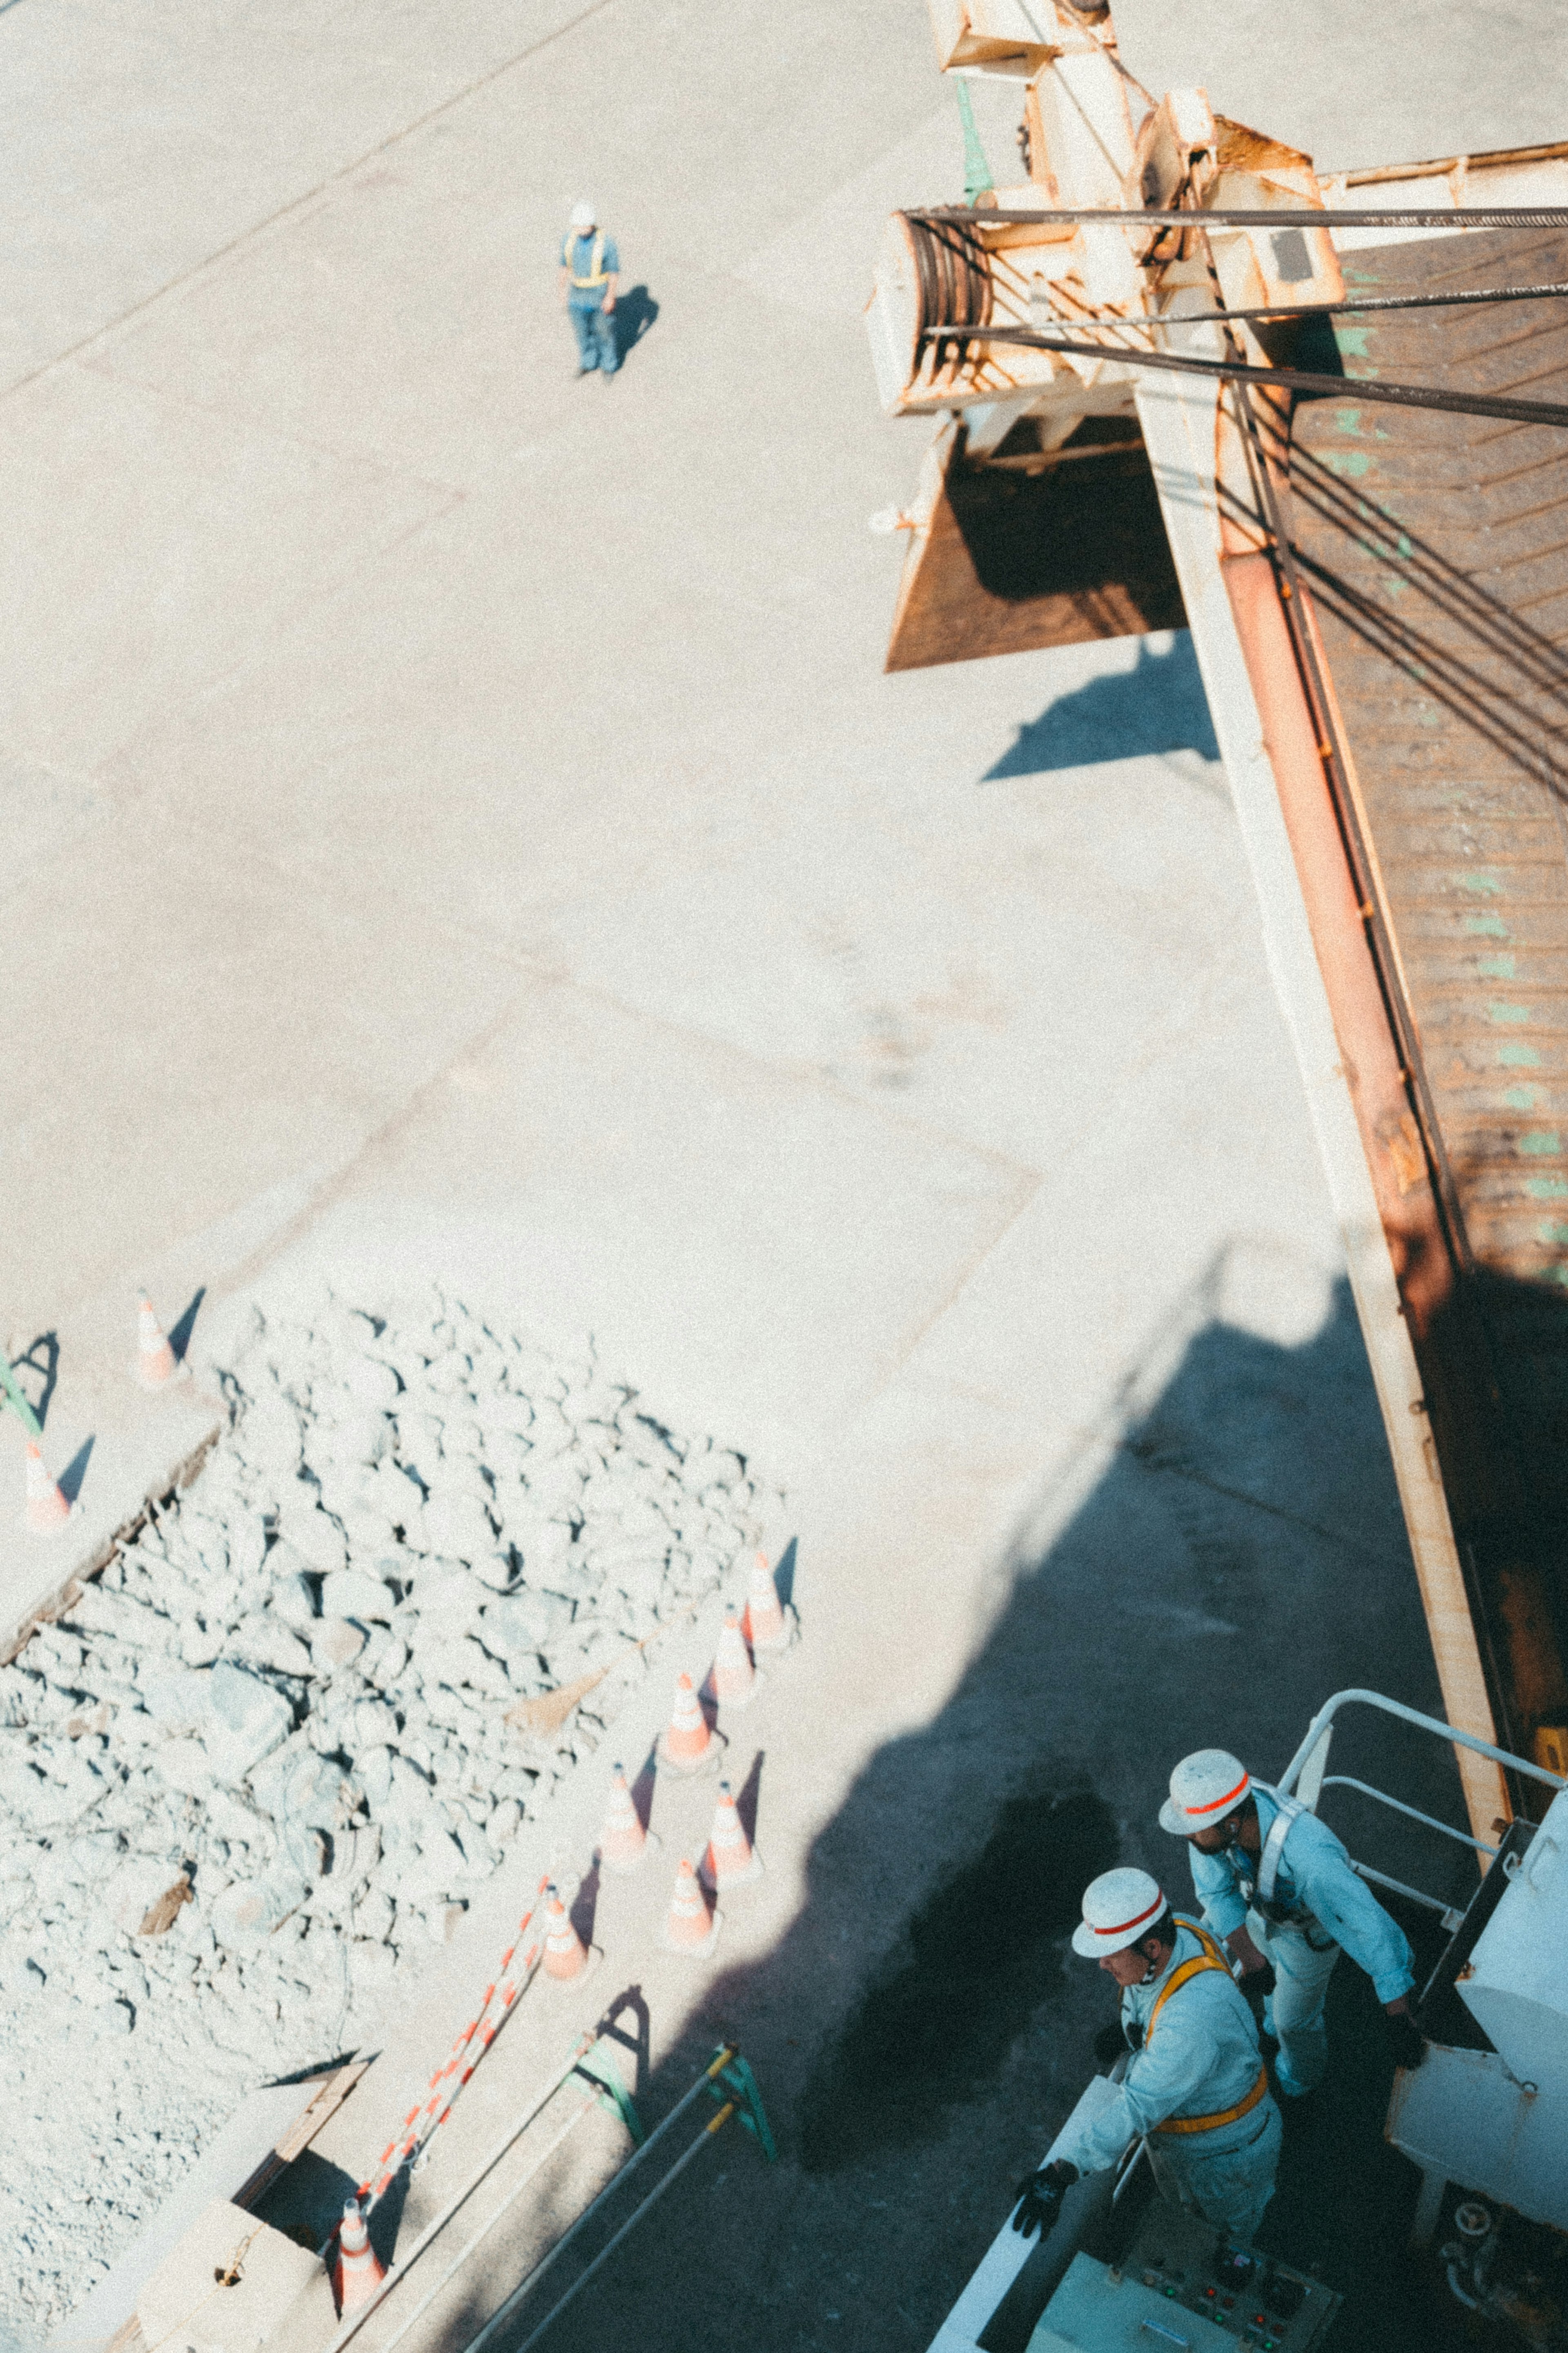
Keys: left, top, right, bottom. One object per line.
{"left": 0, "top": 0, "right": 622, "bottom": 408}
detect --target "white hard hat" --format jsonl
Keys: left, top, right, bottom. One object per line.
{"left": 1159, "top": 1749, "right": 1252, "bottom": 1838}
{"left": 1071, "top": 1867, "right": 1168, "bottom": 1958}
{"left": 570, "top": 200, "right": 596, "bottom": 230}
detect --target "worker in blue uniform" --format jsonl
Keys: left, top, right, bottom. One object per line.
{"left": 1160, "top": 1749, "right": 1427, "bottom": 2098}
{"left": 1013, "top": 1868, "right": 1282, "bottom": 2248}
{"left": 559, "top": 200, "right": 619, "bottom": 379}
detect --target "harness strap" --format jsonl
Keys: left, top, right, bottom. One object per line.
{"left": 1143, "top": 1917, "right": 1267, "bottom": 2139}
{"left": 565, "top": 230, "right": 609, "bottom": 288}
{"left": 1256, "top": 1787, "right": 1306, "bottom": 1909}
{"left": 1153, "top": 2064, "right": 1270, "bottom": 2137}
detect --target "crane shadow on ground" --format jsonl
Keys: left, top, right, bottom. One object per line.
{"left": 984, "top": 632, "right": 1220, "bottom": 778}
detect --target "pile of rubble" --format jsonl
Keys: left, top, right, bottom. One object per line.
{"left": 0, "top": 1289, "right": 777, "bottom": 2339}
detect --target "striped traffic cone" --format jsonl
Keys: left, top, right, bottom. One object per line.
{"left": 597, "top": 1766, "right": 656, "bottom": 1874}
{"left": 24, "top": 1442, "right": 70, "bottom": 1535}
{"left": 541, "top": 1882, "right": 591, "bottom": 1982}
{"left": 709, "top": 1606, "right": 758, "bottom": 1711}
{"left": 701, "top": 1779, "right": 763, "bottom": 1892}
{"left": 742, "top": 1550, "right": 791, "bottom": 1653}
{"left": 662, "top": 1856, "right": 721, "bottom": 1957}
{"left": 657, "top": 1671, "right": 724, "bottom": 1775}
{"left": 332, "top": 2202, "right": 386, "bottom": 2316}
{"left": 133, "top": 1292, "right": 180, "bottom": 1389}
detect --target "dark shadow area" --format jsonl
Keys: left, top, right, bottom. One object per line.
{"left": 983, "top": 633, "right": 1220, "bottom": 779}
{"left": 611, "top": 285, "right": 658, "bottom": 366}
{"left": 596, "top": 1984, "right": 652, "bottom": 2101}
{"left": 12, "top": 1330, "right": 58, "bottom": 1429}
{"left": 629, "top": 1742, "right": 657, "bottom": 1833}
{"left": 57, "top": 1433, "right": 94, "bottom": 1506}
{"left": 571, "top": 1859, "right": 601, "bottom": 1949}
{"left": 799, "top": 1783, "right": 1118, "bottom": 2173}
{"left": 733, "top": 1749, "right": 764, "bottom": 1847}
{"left": 168, "top": 1285, "right": 206, "bottom": 1365}
{"left": 254, "top": 2145, "right": 364, "bottom": 2249}
{"left": 773, "top": 1536, "right": 798, "bottom": 1610}
{"left": 478, "top": 1269, "right": 1494, "bottom": 2353}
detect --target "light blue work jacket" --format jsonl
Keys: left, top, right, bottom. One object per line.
{"left": 1057, "top": 1920, "right": 1267, "bottom": 2176}
{"left": 1189, "top": 1786, "right": 1415, "bottom": 2004}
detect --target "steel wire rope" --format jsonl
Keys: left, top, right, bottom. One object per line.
{"left": 919, "top": 321, "right": 1568, "bottom": 431}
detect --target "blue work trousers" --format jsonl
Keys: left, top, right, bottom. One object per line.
{"left": 1252, "top": 1912, "right": 1341, "bottom": 2097}
{"left": 1148, "top": 2093, "right": 1282, "bottom": 2248}
{"left": 570, "top": 301, "right": 618, "bottom": 374}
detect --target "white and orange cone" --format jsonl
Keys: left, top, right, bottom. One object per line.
{"left": 662, "top": 1856, "right": 721, "bottom": 1957}
{"left": 708, "top": 1606, "right": 758, "bottom": 1711}
{"left": 700, "top": 1779, "right": 764, "bottom": 1894}
{"left": 133, "top": 1292, "right": 180, "bottom": 1390}
{"left": 332, "top": 2202, "right": 386, "bottom": 2316}
{"left": 657, "top": 1671, "right": 724, "bottom": 1775}
{"left": 541, "top": 1882, "right": 592, "bottom": 1982}
{"left": 24, "top": 1442, "right": 70, "bottom": 1536}
{"left": 597, "top": 1765, "right": 657, "bottom": 1875}
{"left": 742, "top": 1550, "right": 791, "bottom": 1653}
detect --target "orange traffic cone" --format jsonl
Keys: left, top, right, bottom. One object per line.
{"left": 701, "top": 1779, "right": 764, "bottom": 1892}
{"left": 662, "top": 1856, "right": 721, "bottom": 1957}
{"left": 542, "top": 1882, "right": 591, "bottom": 1982}
{"left": 332, "top": 2202, "right": 386, "bottom": 2316}
{"left": 743, "top": 1550, "right": 790, "bottom": 1653}
{"left": 133, "top": 1293, "right": 179, "bottom": 1390}
{"left": 597, "top": 1766, "right": 657, "bottom": 1875}
{"left": 657, "top": 1671, "right": 724, "bottom": 1775}
{"left": 709, "top": 1606, "right": 757, "bottom": 1711}
{"left": 24, "top": 1443, "right": 70, "bottom": 1536}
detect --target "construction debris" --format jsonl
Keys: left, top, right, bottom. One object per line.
{"left": 0, "top": 1284, "right": 778, "bottom": 2339}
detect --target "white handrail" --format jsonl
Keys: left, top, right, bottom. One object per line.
{"left": 1277, "top": 1688, "right": 1566, "bottom": 1802}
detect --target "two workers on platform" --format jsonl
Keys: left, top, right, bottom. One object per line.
{"left": 1013, "top": 1746, "right": 1428, "bottom": 2249}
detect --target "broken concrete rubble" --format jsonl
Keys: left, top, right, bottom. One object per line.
{"left": 0, "top": 1283, "right": 778, "bottom": 2340}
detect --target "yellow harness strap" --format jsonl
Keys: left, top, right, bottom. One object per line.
{"left": 1144, "top": 1918, "right": 1271, "bottom": 2139}
{"left": 566, "top": 230, "right": 608, "bottom": 288}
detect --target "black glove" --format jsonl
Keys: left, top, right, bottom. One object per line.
{"left": 1241, "top": 1963, "right": 1276, "bottom": 2026}
{"left": 1093, "top": 2023, "right": 1128, "bottom": 2065}
{"left": 1011, "top": 2160, "right": 1076, "bottom": 2237}
{"left": 1384, "top": 2011, "right": 1426, "bottom": 2072}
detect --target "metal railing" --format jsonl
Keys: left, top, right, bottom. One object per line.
{"left": 1274, "top": 1688, "right": 1566, "bottom": 1926}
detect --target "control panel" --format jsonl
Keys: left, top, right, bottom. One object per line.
{"left": 1025, "top": 2203, "right": 1339, "bottom": 2352}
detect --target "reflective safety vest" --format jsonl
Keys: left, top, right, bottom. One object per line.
{"left": 564, "top": 231, "right": 609, "bottom": 289}
{"left": 1145, "top": 1916, "right": 1270, "bottom": 2139}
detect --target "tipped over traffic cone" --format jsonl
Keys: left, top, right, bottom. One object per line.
{"left": 657, "top": 1671, "right": 724, "bottom": 1775}
{"left": 709, "top": 1606, "right": 758, "bottom": 1711}
{"left": 24, "top": 1443, "right": 70, "bottom": 1535}
{"left": 701, "top": 1779, "right": 764, "bottom": 1893}
{"left": 133, "top": 1292, "right": 180, "bottom": 1390}
{"left": 597, "top": 1765, "right": 656, "bottom": 1874}
{"left": 662, "top": 1856, "right": 721, "bottom": 1957}
{"left": 743, "top": 1550, "right": 790, "bottom": 1653}
{"left": 541, "top": 1882, "right": 592, "bottom": 1981}
{"left": 332, "top": 2202, "right": 386, "bottom": 2316}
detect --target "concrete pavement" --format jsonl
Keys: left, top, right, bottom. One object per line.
{"left": 4, "top": 0, "right": 1565, "bottom": 2345}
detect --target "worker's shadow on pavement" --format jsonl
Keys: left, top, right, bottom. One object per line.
{"left": 525, "top": 1248, "right": 1483, "bottom": 2353}
{"left": 984, "top": 632, "right": 1220, "bottom": 780}
{"left": 612, "top": 285, "right": 659, "bottom": 368}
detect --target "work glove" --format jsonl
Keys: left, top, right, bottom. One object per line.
{"left": 1240, "top": 1962, "right": 1276, "bottom": 2029}
{"left": 1011, "top": 2159, "right": 1077, "bottom": 2238}
{"left": 1093, "top": 2020, "right": 1143, "bottom": 2064}
{"left": 1383, "top": 2011, "right": 1426, "bottom": 2072}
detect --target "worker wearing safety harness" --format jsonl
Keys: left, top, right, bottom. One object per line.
{"left": 1160, "top": 1749, "right": 1425, "bottom": 2099}
{"left": 1013, "top": 1869, "right": 1281, "bottom": 2249}
{"left": 559, "top": 199, "right": 619, "bottom": 379}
